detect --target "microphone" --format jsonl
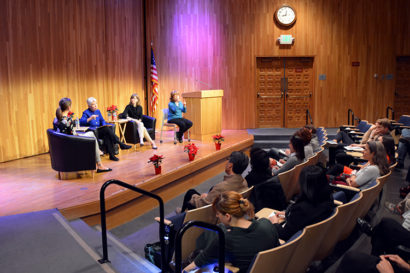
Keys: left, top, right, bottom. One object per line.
{"left": 196, "top": 80, "right": 213, "bottom": 89}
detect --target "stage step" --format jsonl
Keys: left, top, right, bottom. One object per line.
{"left": 248, "top": 127, "right": 338, "bottom": 149}
{"left": 0, "top": 209, "right": 160, "bottom": 273}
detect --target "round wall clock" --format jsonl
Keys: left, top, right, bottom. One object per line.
{"left": 274, "top": 5, "right": 297, "bottom": 27}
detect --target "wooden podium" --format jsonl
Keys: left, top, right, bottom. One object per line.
{"left": 182, "top": 90, "right": 224, "bottom": 141}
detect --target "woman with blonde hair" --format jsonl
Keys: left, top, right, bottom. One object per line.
{"left": 121, "top": 93, "right": 157, "bottom": 149}
{"left": 168, "top": 90, "right": 192, "bottom": 143}
{"left": 184, "top": 191, "right": 279, "bottom": 273}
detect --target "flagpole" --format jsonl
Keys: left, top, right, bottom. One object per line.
{"left": 143, "top": 0, "right": 149, "bottom": 115}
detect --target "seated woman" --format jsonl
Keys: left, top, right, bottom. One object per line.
{"left": 245, "top": 147, "right": 272, "bottom": 187}
{"left": 345, "top": 141, "right": 389, "bottom": 189}
{"left": 304, "top": 124, "right": 321, "bottom": 152}
{"left": 54, "top": 98, "right": 111, "bottom": 173}
{"left": 167, "top": 90, "right": 193, "bottom": 143}
{"left": 272, "top": 135, "right": 305, "bottom": 176}
{"left": 377, "top": 135, "right": 396, "bottom": 165}
{"left": 80, "top": 97, "right": 131, "bottom": 161}
{"left": 297, "top": 127, "right": 314, "bottom": 159}
{"left": 268, "top": 128, "right": 313, "bottom": 161}
{"left": 121, "top": 93, "right": 157, "bottom": 149}
{"left": 184, "top": 191, "right": 280, "bottom": 273}
{"left": 269, "top": 165, "right": 334, "bottom": 241}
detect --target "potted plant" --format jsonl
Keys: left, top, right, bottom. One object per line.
{"left": 148, "top": 154, "right": 164, "bottom": 174}
{"left": 212, "top": 134, "right": 225, "bottom": 150}
{"left": 107, "top": 105, "right": 118, "bottom": 121}
{"left": 184, "top": 143, "right": 199, "bottom": 161}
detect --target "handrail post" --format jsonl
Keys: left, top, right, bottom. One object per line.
{"left": 98, "top": 179, "right": 168, "bottom": 272}
{"left": 175, "top": 221, "right": 225, "bottom": 273}
{"left": 386, "top": 106, "right": 395, "bottom": 120}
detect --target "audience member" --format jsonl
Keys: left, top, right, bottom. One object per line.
{"left": 344, "top": 141, "right": 389, "bottom": 189}
{"left": 245, "top": 147, "right": 272, "bottom": 187}
{"left": 304, "top": 124, "right": 321, "bottom": 152}
{"left": 180, "top": 151, "right": 249, "bottom": 212}
{"left": 80, "top": 97, "right": 131, "bottom": 161}
{"left": 269, "top": 165, "right": 334, "bottom": 241}
{"left": 272, "top": 135, "right": 305, "bottom": 176}
{"left": 397, "top": 128, "right": 410, "bottom": 169}
{"left": 121, "top": 93, "right": 157, "bottom": 149}
{"left": 183, "top": 191, "right": 280, "bottom": 273}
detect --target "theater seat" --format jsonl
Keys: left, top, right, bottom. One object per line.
{"left": 47, "top": 129, "right": 96, "bottom": 179}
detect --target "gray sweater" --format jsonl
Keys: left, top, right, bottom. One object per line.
{"left": 355, "top": 165, "right": 380, "bottom": 189}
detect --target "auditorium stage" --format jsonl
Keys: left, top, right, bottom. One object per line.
{"left": 0, "top": 130, "right": 253, "bottom": 228}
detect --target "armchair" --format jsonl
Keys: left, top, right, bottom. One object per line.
{"left": 47, "top": 129, "right": 96, "bottom": 179}
{"left": 122, "top": 115, "right": 156, "bottom": 145}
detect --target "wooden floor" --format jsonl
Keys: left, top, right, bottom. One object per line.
{"left": 0, "top": 130, "right": 253, "bottom": 224}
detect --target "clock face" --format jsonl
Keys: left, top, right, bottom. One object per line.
{"left": 275, "top": 5, "right": 296, "bottom": 26}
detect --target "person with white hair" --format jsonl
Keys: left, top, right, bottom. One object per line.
{"left": 80, "top": 97, "right": 131, "bottom": 161}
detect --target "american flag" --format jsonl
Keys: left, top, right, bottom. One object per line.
{"left": 150, "top": 47, "right": 159, "bottom": 114}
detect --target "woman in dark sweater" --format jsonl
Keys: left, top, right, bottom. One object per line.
{"left": 270, "top": 165, "right": 334, "bottom": 241}
{"left": 184, "top": 191, "right": 280, "bottom": 273}
{"left": 122, "top": 93, "right": 157, "bottom": 149}
{"left": 245, "top": 147, "right": 273, "bottom": 187}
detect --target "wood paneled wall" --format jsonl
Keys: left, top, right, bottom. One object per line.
{"left": 0, "top": 0, "right": 144, "bottom": 162}
{"left": 2, "top": 0, "right": 410, "bottom": 162}
{"left": 146, "top": 0, "right": 410, "bottom": 129}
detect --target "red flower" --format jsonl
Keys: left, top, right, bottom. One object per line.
{"left": 148, "top": 154, "right": 164, "bottom": 167}
{"left": 67, "top": 111, "right": 74, "bottom": 118}
{"left": 212, "top": 134, "right": 225, "bottom": 143}
{"left": 184, "top": 143, "right": 199, "bottom": 156}
{"left": 107, "top": 105, "right": 118, "bottom": 113}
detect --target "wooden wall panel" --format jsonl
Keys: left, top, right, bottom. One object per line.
{"left": 2, "top": 0, "right": 410, "bottom": 162}
{"left": 146, "top": 0, "right": 410, "bottom": 130}
{"left": 0, "top": 0, "right": 144, "bottom": 162}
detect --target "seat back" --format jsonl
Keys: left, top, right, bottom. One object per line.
{"left": 357, "top": 120, "right": 369, "bottom": 132}
{"left": 358, "top": 171, "right": 391, "bottom": 218}
{"left": 247, "top": 229, "right": 305, "bottom": 273}
{"left": 285, "top": 209, "right": 338, "bottom": 273}
{"left": 278, "top": 166, "right": 296, "bottom": 201}
{"left": 314, "top": 192, "right": 363, "bottom": 260}
{"left": 180, "top": 204, "right": 217, "bottom": 261}
{"left": 337, "top": 181, "right": 378, "bottom": 241}
{"left": 287, "top": 160, "right": 310, "bottom": 200}
{"left": 160, "top": 108, "right": 178, "bottom": 144}
{"left": 47, "top": 129, "right": 96, "bottom": 173}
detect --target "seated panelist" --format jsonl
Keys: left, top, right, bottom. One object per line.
{"left": 80, "top": 97, "right": 131, "bottom": 161}
{"left": 167, "top": 90, "right": 193, "bottom": 143}
{"left": 54, "top": 97, "right": 111, "bottom": 173}
{"left": 121, "top": 93, "right": 157, "bottom": 149}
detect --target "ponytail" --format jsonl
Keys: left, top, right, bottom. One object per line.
{"left": 56, "top": 107, "right": 63, "bottom": 121}
{"left": 212, "top": 191, "right": 254, "bottom": 219}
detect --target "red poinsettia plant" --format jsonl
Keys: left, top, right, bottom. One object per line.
{"left": 107, "top": 105, "right": 118, "bottom": 113}
{"left": 148, "top": 154, "right": 164, "bottom": 168}
{"left": 67, "top": 111, "right": 75, "bottom": 118}
{"left": 212, "top": 134, "right": 225, "bottom": 144}
{"left": 184, "top": 143, "right": 199, "bottom": 156}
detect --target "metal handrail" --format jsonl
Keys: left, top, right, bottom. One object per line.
{"left": 175, "top": 221, "right": 225, "bottom": 273}
{"left": 348, "top": 109, "right": 355, "bottom": 125}
{"left": 306, "top": 109, "right": 313, "bottom": 125}
{"left": 386, "top": 106, "right": 395, "bottom": 120}
{"left": 98, "top": 179, "right": 169, "bottom": 272}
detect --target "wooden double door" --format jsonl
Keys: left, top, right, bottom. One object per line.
{"left": 256, "top": 57, "right": 314, "bottom": 128}
{"left": 395, "top": 56, "right": 410, "bottom": 118}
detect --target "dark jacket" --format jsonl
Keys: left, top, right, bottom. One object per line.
{"left": 245, "top": 168, "right": 273, "bottom": 188}
{"left": 275, "top": 197, "right": 334, "bottom": 241}
{"left": 249, "top": 176, "right": 287, "bottom": 211}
